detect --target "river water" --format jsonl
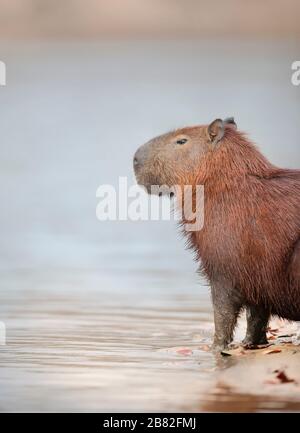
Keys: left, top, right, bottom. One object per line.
{"left": 0, "top": 39, "right": 299, "bottom": 411}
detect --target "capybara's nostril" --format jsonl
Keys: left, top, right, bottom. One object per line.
{"left": 134, "top": 146, "right": 148, "bottom": 172}
{"left": 133, "top": 156, "right": 142, "bottom": 172}
{"left": 133, "top": 151, "right": 144, "bottom": 171}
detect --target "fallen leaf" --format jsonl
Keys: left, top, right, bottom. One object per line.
{"left": 176, "top": 348, "right": 193, "bottom": 356}
{"left": 264, "top": 349, "right": 282, "bottom": 355}
{"left": 275, "top": 370, "right": 296, "bottom": 384}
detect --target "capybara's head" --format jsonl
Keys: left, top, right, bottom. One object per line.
{"left": 134, "top": 117, "right": 236, "bottom": 193}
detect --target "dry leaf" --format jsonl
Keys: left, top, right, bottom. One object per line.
{"left": 176, "top": 348, "right": 192, "bottom": 356}
{"left": 264, "top": 349, "right": 282, "bottom": 355}
{"left": 275, "top": 370, "right": 296, "bottom": 384}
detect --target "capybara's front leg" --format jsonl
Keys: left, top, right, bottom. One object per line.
{"left": 242, "top": 305, "right": 269, "bottom": 346}
{"left": 211, "top": 281, "right": 243, "bottom": 351}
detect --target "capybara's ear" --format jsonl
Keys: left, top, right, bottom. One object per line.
{"left": 207, "top": 118, "right": 224, "bottom": 144}
{"left": 224, "top": 117, "right": 237, "bottom": 129}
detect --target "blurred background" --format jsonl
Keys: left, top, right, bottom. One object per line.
{"left": 1, "top": 0, "right": 300, "bottom": 39}
{"left": 0, "top": 0, "right": 299, "bottom": 412}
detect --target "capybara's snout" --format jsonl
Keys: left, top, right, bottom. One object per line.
{"left": 133, "top": 146, "right": 146, "bottom": 174}
{"left": 133, "top": 143, "right": 155, "bottom": 190}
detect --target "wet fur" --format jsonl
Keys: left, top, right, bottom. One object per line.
{"left": 134, "top": 123, "right": 300, "bottom": 349}
{"left": 185, "top": 128, "right": 300, "bottom": 321}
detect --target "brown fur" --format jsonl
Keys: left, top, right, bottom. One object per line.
{"left": 188, "top": 127, "right": 300, "bottom": 320}
{"left": 134, "top": 120, "right": 300, "bottom": 347}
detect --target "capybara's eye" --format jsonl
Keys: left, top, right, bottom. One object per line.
{"left": 176, "top": 138, "right": 188, "bottom": 145}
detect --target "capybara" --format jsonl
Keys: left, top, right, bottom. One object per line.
{"left": 133, "top": 117, "right": 300, "bottom": 350}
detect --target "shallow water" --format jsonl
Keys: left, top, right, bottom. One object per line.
{"left": 0, "top": 39, "right": 299, "bottom": 411}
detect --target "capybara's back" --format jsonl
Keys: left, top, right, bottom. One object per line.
{"left": 196, "top": 159, "right": 300, "bottom": 321}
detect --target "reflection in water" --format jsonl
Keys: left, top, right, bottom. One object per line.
{"left": 0, "top": 272, "right": 215, "bottom": 411}
{"left": 203, "top": 389, "right": 300, "bottom": 413}
{"left": 0, "top": 39, "right": 299, "bottom": 411}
